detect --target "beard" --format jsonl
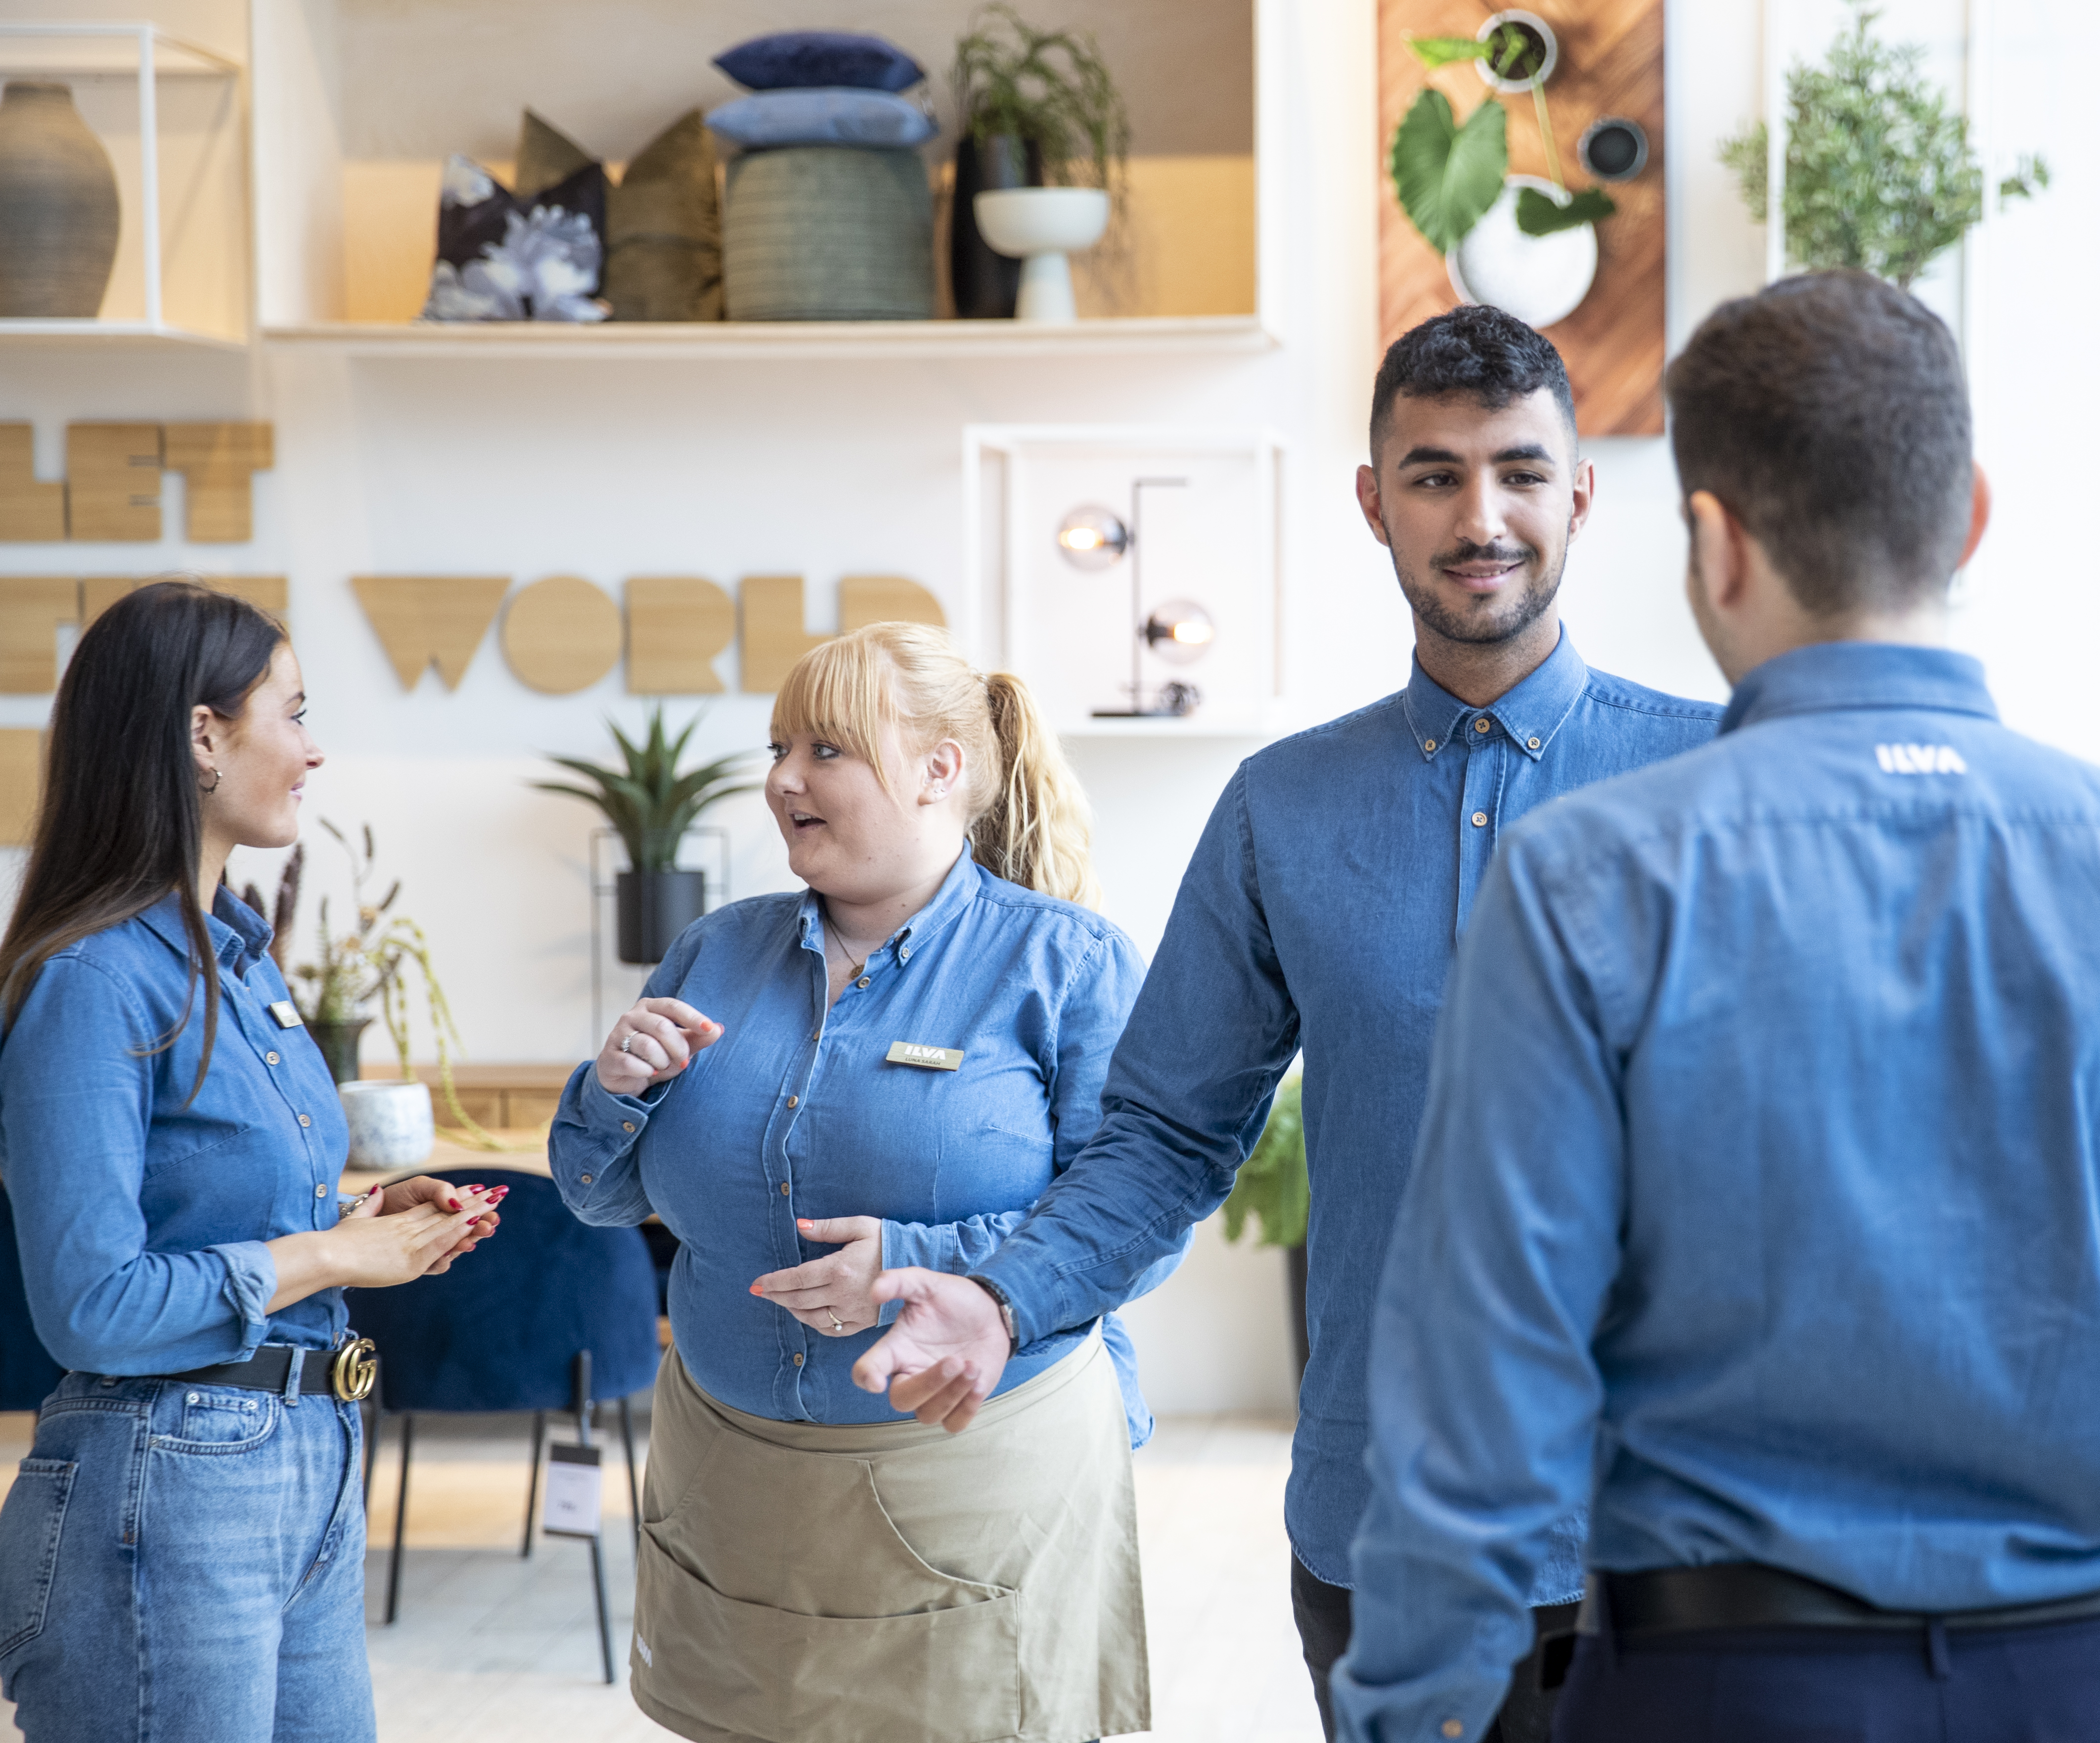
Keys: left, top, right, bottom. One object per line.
{"left": 1390, "top": 530, "right": 1568, "bottom": 646}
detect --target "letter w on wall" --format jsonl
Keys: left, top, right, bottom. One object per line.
{"left": 352, "top": 576, "right": 509, "bottom": 690}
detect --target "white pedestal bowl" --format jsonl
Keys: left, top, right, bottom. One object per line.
{"left": 973, "top": 187, "right": 1111, "bottom": 323}
{"left": 1447, "top": 175, "right": 1598, "bottom": 332}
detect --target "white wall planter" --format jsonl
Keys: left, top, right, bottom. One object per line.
{"left": 1447, "top": 175, "right": 1597, "bottom": 331}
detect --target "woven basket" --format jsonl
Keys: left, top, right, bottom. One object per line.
{"left": 723, "top": 146, "right": 934, "bottom": 321}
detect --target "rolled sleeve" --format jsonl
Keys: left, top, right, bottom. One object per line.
{"left": 210, "top": 1240, "right": 279, "bottom": 1356}
{"left": 548, "top": 1062, "right": 664, "bottom": 1227}
{"left": 878, "top": 1209, "right": 1029, "bottom": 1326}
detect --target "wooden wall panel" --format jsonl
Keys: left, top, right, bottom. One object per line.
{"left": 626, "top": 577, "right": 734, "bottom": 694}
{"left": 1377, "top": 0, "right": 1665, "bottom": 435}
{"left": 0, "top": 425, "right": 65, "bottom": 542}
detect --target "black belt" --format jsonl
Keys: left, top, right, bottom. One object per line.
{"left": 155, "top": 1339, "right": 377, "bottom": 1404}
{"left": 1578, "top": 1564, "right": 2100, "bottom": 1639}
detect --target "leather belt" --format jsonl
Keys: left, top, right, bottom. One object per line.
{"left": 1578, "top": 1564, "right": 2100, "bottom": 1638}
{"left": 157, "top": 1339, "right": 378, "bottom": 1404}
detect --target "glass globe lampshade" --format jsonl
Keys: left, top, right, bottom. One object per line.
{"left": 1142, "top": 599, "right": 1215, "bottom": 667}
{"left": 1056, "top": 505, "right": 1130, "bottom": 571}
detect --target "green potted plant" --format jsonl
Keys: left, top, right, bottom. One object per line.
{"left": 1720, "top": 1, "right": 2046, "bottom": 288}
{"left": 534, "top": 706, "right": 761, "bottom": 964}
{"left": 948, "top": 4, "right": 1129, "bottom": 319}
{"left": 1219, "top": 1074, "right": 1311, "bottom": 1385}
{"left": 1389, "top": 10, "right": 1618, "bottom": 330}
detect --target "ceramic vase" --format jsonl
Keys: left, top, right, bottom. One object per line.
{"left": 950, "top": 133, "right": 1041, "bottom": 319}
{"left": 0, "top": 82, "right": 121, "bottom": 319}
{"left": 340, "top": 1081, "right": 436, "bottom": 1172}
{"left": 308, "top": 1017, "right": 373, "bottom": 1086}
{"left": 616, "top": 868, "right": 707, "bottom": 964}
{"left": 973, "top": 187, "right": 1110, "bottom": 323}
{"left": 1447, "top": 175, "right": 1598, "bottom": 331}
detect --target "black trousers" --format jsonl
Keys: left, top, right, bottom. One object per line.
{"left": 1555, "top": 1611, "right": 2100, "bottom": 1742}
{"left": 1291, "top": 1557, "right": 1575, "bottom": 1743}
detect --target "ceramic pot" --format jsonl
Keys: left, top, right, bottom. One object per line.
{"left": 0, "top": 82, "right": 121, "bottom": 318}
{"left": 950, "top": 133, "right": 1041, "bottom": 319}
{"left": 1474, "top": 10, "right": 1558, "bottom": 93}
{"left": 308, "top": 1017, "right": 373, "bottom": 1086}
{"left": 1447, "top": 175, "right": 1598, "bottom": 331}
{"left": 973, "top": 187, "right": 1110, "bottom": 323}
{"left": 340, "top": 1081, "right": 436, "bottom": 1172}
{"left": 617, "top": 868, "right": 707, "bottom": 964}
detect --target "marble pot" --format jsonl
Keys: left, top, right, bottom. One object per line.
{"left": 340, "top": 1080, "right": 436, "bottom": 1173}
{"left": 0, "top": 82, "right": 121, "bottom": 318}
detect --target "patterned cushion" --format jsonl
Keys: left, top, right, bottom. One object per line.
{"left": 723, "top": 147, "right": 934, "bottom": 321}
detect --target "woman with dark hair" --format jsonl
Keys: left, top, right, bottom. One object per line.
{"left": 0, "top": 581, "right": 502, "bottom": 1743}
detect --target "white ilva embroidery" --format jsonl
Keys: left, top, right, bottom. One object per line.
{"left": 1875, "top": 744, "right": 1967, "bottom": 774}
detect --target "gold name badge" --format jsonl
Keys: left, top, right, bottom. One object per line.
{"left": 886, "top": 1041, "right": 964, "bottom": 1072}
{"left": 269, "top": 1001, "right": 305, "bottom": 1029}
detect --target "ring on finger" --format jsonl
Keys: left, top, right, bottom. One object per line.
{"left": 827, "top": 1309, "right": 845, "bottom": 1333}
{"left": 619, "top": 1033, "right": 638, "bottom": 1055}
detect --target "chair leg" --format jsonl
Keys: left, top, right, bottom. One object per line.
{"left": 385, "top": 1412, "right": 413, "bottom": 1625}
{"left": 522, "top": 1409, "right": 545, "bottom": 1558}
{"left": 361, "top": 1400, "right": 379, "bottom": 1513}
{"left": 619, "top": 1394, "right": 640, "bottom": 1556}
{"left": 588, "top": 1532, "right": 615, "bottom": 1685}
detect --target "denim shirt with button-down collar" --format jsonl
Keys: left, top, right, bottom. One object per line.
{"left": 0, "top": 889, "right": 351, "bottom": 1375}
{"left": 549, "top": 846, "right": 1183, "bottom": 1443}
{"left": 972, "top": 631, "right": 1725, "bottom": 1595}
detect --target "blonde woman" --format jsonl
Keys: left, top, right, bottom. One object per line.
{"left": 549, "top": 623, "right": 1181, "bottom": 1743}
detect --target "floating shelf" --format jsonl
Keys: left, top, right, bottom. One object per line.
{"left": 258, "top": 315, "right": 1277, "bottom": 361}
{"left": 0, "top": 319, "right": 249, "bottom": 351}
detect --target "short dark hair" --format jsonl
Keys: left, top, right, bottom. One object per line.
{"left": 1665, "top": 270, "right": 1972, "bottom": 617}
{"left": 1369, "top": 305, "right": 1578, "bottom": 456}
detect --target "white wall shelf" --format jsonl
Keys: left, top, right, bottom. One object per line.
{"left": 257, "top": 314, "right": 1275, "bottom": 360}
{"left": 0, "top": 318, "right": 248, "bottom": 350}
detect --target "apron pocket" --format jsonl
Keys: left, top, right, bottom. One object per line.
{"left": 633, "top": 1528, "right": 1022, "bottom": 1743}
{"left": 0, "top": 1460, "right": 76, "bottom": 1662}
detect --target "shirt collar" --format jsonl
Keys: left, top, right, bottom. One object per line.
{"left": 136, "top": 887, "right": 273, "bottom": 973}
{"left": 1399, "top": 627, "right": 1591, "bottom": 764}
{"left": 1720, "top": 642, "right": 1999, "bottom": 736}
{"left": 795, "top": 843, "right": 983, "bottom": 962}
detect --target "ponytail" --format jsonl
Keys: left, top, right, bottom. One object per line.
{"left": 973, "top": 673, "right": 1099, "bottom": 907}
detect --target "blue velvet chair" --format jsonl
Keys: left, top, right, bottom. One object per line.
{"left": 350, "top": 1167, "right": 660, "bottom": 1681}
{"left": 0, "top": 1182, "right": 66, "bottom": 1412}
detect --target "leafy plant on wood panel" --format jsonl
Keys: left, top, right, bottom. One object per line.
{"left": 534, "top": 706, "right": 761, "bottom": 873}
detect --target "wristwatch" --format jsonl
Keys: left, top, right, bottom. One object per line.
{"left": 966, "top": 1274, "right": 1021, "bottom": 1356}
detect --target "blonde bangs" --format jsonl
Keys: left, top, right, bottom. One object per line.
{"left": 769, "top": 633, "right": 904, "bottom": 789}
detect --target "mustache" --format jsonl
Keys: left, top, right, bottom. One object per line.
{"left": 1433, "top": 538, "right": 1535, "bottom": 569}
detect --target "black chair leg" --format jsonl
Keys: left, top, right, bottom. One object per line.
{"left": 522, "top": 1409, "right": 546, "bottom": 1558}
{"left": 386, "top": 1412, "right": 413, "bottom": 1625}
{"left": 588, "top": 1532, "right": 615, "bottom": 1685}
{"left": 360, "top": 1400, "right": 379, "bottom": 1513}
{"left": 619, "top": 1393, "right": 640, "bottom": 1555}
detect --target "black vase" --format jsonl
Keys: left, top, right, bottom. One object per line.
{"left": 617, "top": 869, "right": 707, "bottom": 964}
{"left": 308, "top": 1018, "right": 372, "bottom": 1087}
{"left": 1286, "top": 1242, "right": 1310, "bottom": 1389}
{"left": 951, "top": 133, "right": 1041, "bottom": 320}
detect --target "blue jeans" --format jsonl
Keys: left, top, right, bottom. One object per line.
{"left": 0, "top": 1367, "right": 374, "bottom": 1743}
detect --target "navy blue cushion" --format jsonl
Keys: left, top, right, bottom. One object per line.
{"left": 714, "top": 30, "right": 925, "bottom": 93}
{"left": 0, "top": 1183, "right": 65, "bottom": 1411}
{"left": 350, "top": 1169, "right": 659, "bottom": 1414}
{"left": 706, "top": 89, "right": 937, "bottom": 150}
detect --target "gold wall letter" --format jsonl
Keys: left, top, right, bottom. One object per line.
{"left": 501, "top": 576, "right": 624, "bottom": 695}
{"left": 66, "top": 424, "right": 162, "bottom": 542}
{"left": 738, "top": 574, "right": 824, "bottom": 694}
{"left": 162, "top": 423, "right": 274, "bottom": 543}
{"left": 81, "top": 575, "right": 289, "bottom": 628}
{"left": 0, "top": 578, "right": 79, "bottom": 693}
{"left": 626, "top": 577, "right": 735, "bottom": 694}
{"left": 351, "top": 575, "right": 509, "bottom": 690}
{"left": 838, "top": 575, "right": 946, "bottom": 634}
{"left": 0, "top": 425, "right": 65, "bottom": 542}
{"left": 0, "top": 728, "right": 43, "bottom": 848}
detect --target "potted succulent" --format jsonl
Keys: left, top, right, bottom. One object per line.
{"left": 534, "top": 706, "right": 760, "bottom": 965}
{"left": 1390, "top": 11, "right": 1618, "bottom": 330}
{"left": 1720, "top": 1, "right": 2046, "bottom": 288}
{"left": 949, "top": 5, "right": 1129, "bottom": 318}
{"left": 1219, "top": 1075, "right": 1310, "bottom": 1385}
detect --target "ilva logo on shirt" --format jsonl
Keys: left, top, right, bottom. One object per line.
{"left": 1876, "top": 743, "right": 1968, "bottom": 775}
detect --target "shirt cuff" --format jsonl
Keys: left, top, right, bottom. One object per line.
{"left": 211, "top": 1240, "right": 277, "bottom": 1356}
{"left": 970, "top": 1241, "right": 1056, "bottom": 1347}
{"left": 877, "top": 1219, "right": 961, "bottom": 1326}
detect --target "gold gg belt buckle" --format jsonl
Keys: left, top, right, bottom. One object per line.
{"left": 330, "top": 1337, "right": 377, "bottom": 1402}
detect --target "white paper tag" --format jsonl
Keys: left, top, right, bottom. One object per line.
{"left": 542, "top": 1443, "right": 603, "bottom": 1538}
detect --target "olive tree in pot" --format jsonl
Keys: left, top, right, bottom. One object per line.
{"left": 949, "top": 4, "right": 1128, "bottom": 318}
{"left": 1219, "top": 1075, "right": 1310, "bottom": 1386}
{"left": 535, "top": 707, "right": 760, "bottom": 965}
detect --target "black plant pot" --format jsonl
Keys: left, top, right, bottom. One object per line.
{"left": 951, "top": 133, "right": 1042, "bottom": 319}
{"left": 1286, "top": 1242, "right": 1310, "bottom": 1389}
{"left": 617, "top": 869, "right": 707, "bottom": 965}
{"left": 308, "top": 1017, "right": 371, "bottom": 1086}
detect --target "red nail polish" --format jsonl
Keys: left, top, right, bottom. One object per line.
{"left": 749, "top": 1282, "right": 763, "bottom": 1295}
{"left": 447, "top": 1198, "right": 461, "bottom": 1210}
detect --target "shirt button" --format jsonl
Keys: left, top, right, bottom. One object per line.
{"left": 780, "top": 1182, "right": 791, "bottom": 1197}
{"left": 1441, "top": 1724, "right": 1464, "bottom": 1740}
{"left": 298, "top": 1114, "right": 312, "bottom": 1127}
{"left": 1471, "top": 811, "right": 1487, "bottom": 827}
{"left": 1474, "top": 717, "right": 1491, "bottom": 733}
{"left": 856, "top": 976, "right": 871, "bottom": 989}
{"left": 787, "top": 1095, "right": 799, "bottom": 1108}
{"left": 580, "top": 1173, "right": 593, "bottom": 1185}
{"left": 1423, "top": 738, "right": 1436, "bottom": 752}
{"left": 792, "top": 1353, "right": 804, "bottom": 1367}
{"left": 265, "top": 1051, "right": 280, "bottom": 1065}
{"left": 899, "top": 946, "right": 910, "bottom": 961}
{"left": 313, "top": 1183, "right": 327, "bottom": 1199}
{"left": 622, "top": 1121, "right": 636, "bottom": 1133}
{"left": 1527, "top": 736, "right": 1541, "bottom": 750}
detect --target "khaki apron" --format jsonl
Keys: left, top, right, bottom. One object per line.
{"left": 630, "top": 1331, "right": 1149, "bottom": 1743}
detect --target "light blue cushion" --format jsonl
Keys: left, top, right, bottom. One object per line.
{"left": 705, "top": 88, "right": 936, "bottom": 151}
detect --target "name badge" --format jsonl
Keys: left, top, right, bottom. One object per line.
{"left": 268, "top": 1001, "right": 305, "bottom": 1029}
{"left": 886, "top": 1040, "right": 963, "bottom": 1072}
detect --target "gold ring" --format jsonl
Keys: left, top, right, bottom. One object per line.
{"left": 331, "top": 1337, "right": 378, "bottom": 1402}
{"left": 827, "top": 1310, "right": 845, "bottom": 1333}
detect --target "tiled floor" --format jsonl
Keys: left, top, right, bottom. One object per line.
{"left": 0, "top": 1407, "right": 1319, "bottom": 1743}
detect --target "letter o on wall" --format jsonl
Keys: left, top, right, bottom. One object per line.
{"left": 501, "top": 576, "right": 623, "bottom": 694}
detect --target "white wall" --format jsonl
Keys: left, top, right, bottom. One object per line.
{"left": 4, "top": 0, "right": 2093, "bottom": 1414}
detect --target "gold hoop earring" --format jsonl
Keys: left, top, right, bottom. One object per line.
{"left": 199, "top": 767, "right": 222, "bottom": 795}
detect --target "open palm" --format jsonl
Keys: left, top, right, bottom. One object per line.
{"left": 852, "top": 1267, "right": 1013, "bottom": 1431}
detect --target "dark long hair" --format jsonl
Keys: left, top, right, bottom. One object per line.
{"left": 0, "top": 581, "right": 287, "bottom": 1094}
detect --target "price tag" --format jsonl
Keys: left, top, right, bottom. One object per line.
{"left": 542, "top": 1442, "right": 603, "bottom": 1538}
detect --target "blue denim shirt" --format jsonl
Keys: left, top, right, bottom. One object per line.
{"left": 973, "top": 632, "right": 1723, "bottom": 1587}
{"left": 1332, "top": 644, "right": 2100, "bottom": 1742}
{"left": 548, "top": 848, "right": 1182, "bottom": 1442}
{"left": 0, "top": 890, "right": 351, "bottom": 1374}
